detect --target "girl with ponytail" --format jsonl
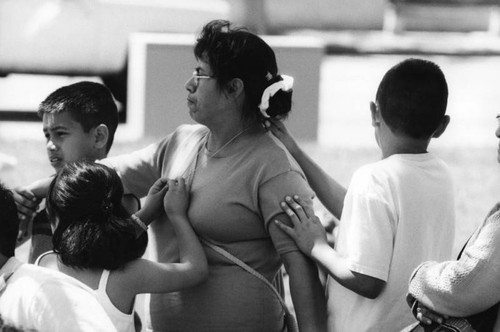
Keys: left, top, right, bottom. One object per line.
{"left": 37, "top": 160, "right": 208, "bottom": 332}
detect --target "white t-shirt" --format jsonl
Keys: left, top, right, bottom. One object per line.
{"left": 327, "top": 153, "right": 456, "bottom": 332}
{"left": 0, "top": 257, "right": 116, "bottom": 332}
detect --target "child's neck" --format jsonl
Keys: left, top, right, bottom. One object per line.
{"left": 382, "top": 136, "right": 430, "bottom": 159}
{"left": 57, "top": 258, "right": 102, "bottom": 290}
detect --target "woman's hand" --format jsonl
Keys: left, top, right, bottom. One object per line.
{"left": 415, "top": 303, "right": 447, "bottom": 325}
{"left": 407, "top": 294, "right": 447, "bottom": 325}
{"left": 275, "top": 195, "right": 329, "bottom": 257}
{"left": 164, "top": 178, "right": 190, "bottom": 219}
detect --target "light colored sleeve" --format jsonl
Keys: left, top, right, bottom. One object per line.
{"left": 339, "top": 178, "right": 395, "bottom": 281}
{"left": 30, "top": 281, "right": 117, "bottom": 332}
{"left": 409, "top": 211, "right": 500, "bottom": 317}
{"left": 102, "top": 125, "right": 207, "bottom": 198}
{"left": 259, "top": 170, "right": 314, "bottom": 255}
{"left": 101, "top": 139, "right": 168, "bottom": 198}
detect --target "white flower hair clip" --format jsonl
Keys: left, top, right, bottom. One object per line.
{"left": 258, "top": 75, "right": 294, "bottom": 118}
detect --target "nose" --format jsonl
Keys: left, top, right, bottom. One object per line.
{"left": 46, "top": 139, "right": 57, "bottom": 151}
{"left": 185, "top": 75, "right": 196, "bottom": 92}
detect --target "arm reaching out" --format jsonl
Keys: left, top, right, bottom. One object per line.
{"left": 265, "top": 119, "right": 347, "bottom": 219}
{"left": 125, "top": 177, "right": 208, "bottom": 295}
{"left": 13, "top": 176, "right": 54, "bottom": 244}
{"left": 13, "top": 187, "right": 40, "bottom": 244}
{"left": 163, "top": 178, "right": 208, "bottom": 284}
{"left": 275, "top": 195, "right": 385, "bottom": 299}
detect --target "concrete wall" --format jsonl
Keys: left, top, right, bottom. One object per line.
{"left": 230, "top": 0, "right": 495, "bottom": 32}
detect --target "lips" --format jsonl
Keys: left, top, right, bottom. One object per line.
{"left": 49, "top": 156, "right": 63, "bottom": 168}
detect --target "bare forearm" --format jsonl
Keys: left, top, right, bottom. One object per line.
{"left": 170, "top": 215, "right": 208, "bottom": 277}
{"left": 310, "top": 243, "right": 384, "bottom": 299}
{"left": 26, "top": 177, "right": 53, "bottom": 199}
{"left": 285, "top": 251, "right": 327, "bottom": 331}
{"left": 291, "top": 147, "right": 346, "bottom": 219}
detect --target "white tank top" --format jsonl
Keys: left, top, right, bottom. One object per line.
{"left": 94, "top": 269, "right": 135, "bottom": 332}
{"left": 35, "top": 252, "right": 135, "bottom": 332}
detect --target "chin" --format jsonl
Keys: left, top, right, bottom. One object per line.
{"left": 51, "top": 163, "right": 63, "bottom": 173}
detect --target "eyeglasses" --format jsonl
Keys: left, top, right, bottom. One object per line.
{"left": 191, "top": 71, "right": 214, "bottom": 88}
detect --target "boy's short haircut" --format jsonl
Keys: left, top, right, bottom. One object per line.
{"left": 0, "top": 182, "right": 20, "bottom": 258}
{"left": 37, "top": 81, "right": 119, "bottom": 152}
{"left": 376, "top": 58, "right": 448, "bottom": 139}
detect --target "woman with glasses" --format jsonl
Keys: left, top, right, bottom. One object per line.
{"left": 103, "top": 19, "right": 327, "bottom": 331}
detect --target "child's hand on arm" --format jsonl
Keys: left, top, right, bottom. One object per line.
{"left": 276, "top": 195, "right": 386, "bottom": 299}
{"left": 274, "top": 195, "right": 330, "bottom": 257}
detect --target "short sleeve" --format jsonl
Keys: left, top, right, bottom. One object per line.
{"left": 339, "top": 187, "right": 395, "bottom": 281}
{"left": 102, "top": 125, "right": 207, "bottom": 198}
{"left": 101, "top": 139, "right": 166, "bottom": 198}
{"left": 259, "top": 171, "right": 314, "bottom": 255}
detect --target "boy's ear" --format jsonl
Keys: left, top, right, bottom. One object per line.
{"left": 370, "top": 101, "right": 381, "bottom": 127}
{"left": 432, "top": 115, "right": 450, "bottom": 138}
{"left": 94, "top": 124, "right": 109, "bottom": 149}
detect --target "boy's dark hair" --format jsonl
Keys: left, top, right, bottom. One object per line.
{"left": 0, "top": 183, "right": 19, "bottom": 258}
{"left": 194, "top": 20, "right": 292, "bottom": 122}
{"left": 46, "top": 161, "right": 147, "bottom": 270}
{"left": 376, "top": 58, "right": 448, "bottom": 139}
{"left": 38, "top": 81, "right": 119, "bottom": 152}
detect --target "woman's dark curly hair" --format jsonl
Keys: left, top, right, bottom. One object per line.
{"left": 194, "top": 20, "right": 292, "bottom": 122}
{"left": 46, "top": 160, "right": 147, "bottom": 270}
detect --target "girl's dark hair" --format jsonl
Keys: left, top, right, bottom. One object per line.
{"left": 46, "top": 161, "right": 147, "bottom": 270}
{"left": 194, "top": 20, "right": 292, "bottom": 123}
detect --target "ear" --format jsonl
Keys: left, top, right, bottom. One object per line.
{"left": 50, "top": 216, "right": 59, "bottom": 233}
{"left": 225, "top": 78, "right": 245, "bottom": 99}
{"left": 93, "top": 124, "right": 109, "bottom": 150}
{"left": 370, "top": 101, "right": 381, "bottom": 127}
{"left": 432, "top": 115, "right": 450, "bottom": 138}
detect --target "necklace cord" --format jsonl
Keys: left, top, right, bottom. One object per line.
{"left": 205, "top": 127, "right": 250, "bottom": 158}
{"left": 182, "top": 127, "right": 251, "bottom": 183}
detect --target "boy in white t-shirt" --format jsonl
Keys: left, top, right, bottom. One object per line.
{"left": 269, "top": 58, "right": 456, "bottom": 331}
